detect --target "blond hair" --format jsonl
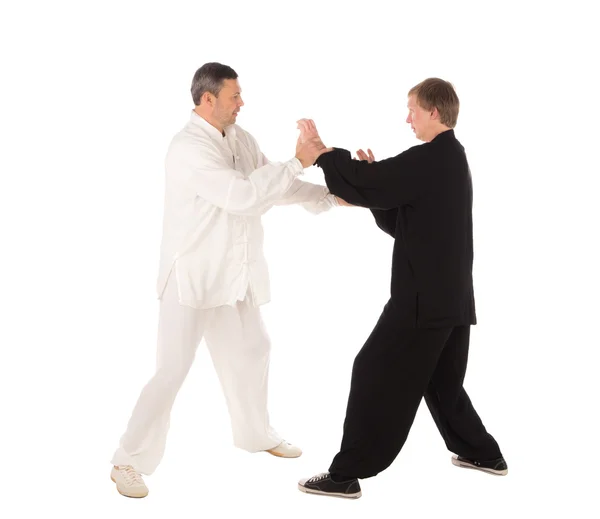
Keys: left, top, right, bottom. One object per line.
{"left": 408, "top": 78, "right": 460, "bottom": 128}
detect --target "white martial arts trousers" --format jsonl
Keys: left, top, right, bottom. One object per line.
{"left": 111, "top": 273, "right": 282, "bottom": 475}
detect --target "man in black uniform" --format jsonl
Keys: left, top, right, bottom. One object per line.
{"left": 297, "top": 78, "right": 507, "bottom": 499}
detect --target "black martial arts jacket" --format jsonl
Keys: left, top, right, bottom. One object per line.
{"left": 316, "top": 129, "right": 477, "bottom": 329}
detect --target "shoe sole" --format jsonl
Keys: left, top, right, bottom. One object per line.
{"left": 298, "top": 483, "right": 361, "bottom": 499}
{"left": 266, "top": 449, "right": 302, "bottom": 458}
{"left": 110, "top": 475, "right": 149, "bottom": 498}
{"left": 451, "top": 455, "right": 508, "bottom": 476}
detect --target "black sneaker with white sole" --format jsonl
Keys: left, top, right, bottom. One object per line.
{"left": 452, "top": 455, "right": 508, "bottom": 475}
{"left": 298, "top": 472, "right": 362, "bottom": 499}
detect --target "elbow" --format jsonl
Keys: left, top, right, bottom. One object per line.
{"left": 225, "top": 185, "right": 265, "bottom": 215}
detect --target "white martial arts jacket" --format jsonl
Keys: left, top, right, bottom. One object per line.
{"left": 156, "top": 111, "right": 338, "bottom": 309}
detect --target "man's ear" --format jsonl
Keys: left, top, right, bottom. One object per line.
{"left": 202, "top": 91, "right": 215, "bottom": 106}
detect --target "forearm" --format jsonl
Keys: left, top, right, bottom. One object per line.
{"left": 316, "top": 147, "right": 424, "bottom": 208}
{"left": 275, "top": 178, "right": 339, "bottom": 214}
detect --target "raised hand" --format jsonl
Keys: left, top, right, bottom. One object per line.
{"left": 297, "top": 118, "right": 320, "bottom": 144}
{"left": 356, "top": 148, "right": 375, "bottom": 163}
{"left": 295, "top": 134, "right": 331, "bottom": 168}
{"left": 294, "top": 118, "right": 332, "bottom": 167}
{"left": 297, "top": 119, "right": 351, "bottom": 206}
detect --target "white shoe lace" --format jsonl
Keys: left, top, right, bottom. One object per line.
{"left": 308, "top": 473, "right": 329, "bottom": 483}
{"left": 119, "top": 466, "right": 144, "bottom": 487}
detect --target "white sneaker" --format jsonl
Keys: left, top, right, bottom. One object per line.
{"left": 265, "top": 440, "right": 302, "bottom": 458}
{"left": 110, "top": 465, "right": 149, "bottom": 498}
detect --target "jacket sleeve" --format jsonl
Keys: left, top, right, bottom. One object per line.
{"left": 273, "top": 177, "right": 339, "bottom": 214}
{"left": 315, "top": 145, "right": 431, "bottom": 210}
{"left": 167, "top": 138, "right": 304, "bottom": 216}
{"left": 253, "top": 145, "right": 338, "bottom": 214}
{"left": 370, "top": 208, "right": 398, "bottom": 237}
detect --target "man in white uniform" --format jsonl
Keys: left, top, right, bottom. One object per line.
{"left": 110, "top": 62, "right": 340, "bottom": 498}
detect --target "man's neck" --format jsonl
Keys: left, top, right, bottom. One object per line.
{"left": 426, "top": 125, "right": 451, "bottom": 142}
{"left": 193, "top": 107, "right": 224, "bottom": 134}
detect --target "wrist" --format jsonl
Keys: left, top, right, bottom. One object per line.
{"left": 295, "top": 156, "right": 311, "bottom": 169}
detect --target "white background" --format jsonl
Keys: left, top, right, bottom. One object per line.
{"left": 1, "top": 0, "right": 598, "bottom": 517}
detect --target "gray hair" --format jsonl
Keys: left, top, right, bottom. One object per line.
{"left": 191, "top": 62, "right": 238, "bottom": 105}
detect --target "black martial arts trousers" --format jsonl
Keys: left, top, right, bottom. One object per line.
{"left": 329, "top": 301, "right": 502, "bottom": 480}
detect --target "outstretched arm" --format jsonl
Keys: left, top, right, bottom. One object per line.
{"left": 297, "top": 118, "right": 429, "bottom": 210}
